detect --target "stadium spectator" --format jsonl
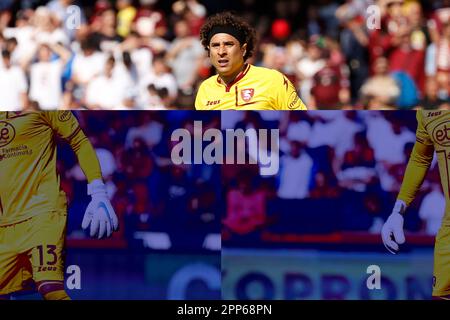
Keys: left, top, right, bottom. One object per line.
{"left": 126, "top": 181, "right": 156, "bottom": 232}
{"left": 32, "top": 6, "right": 69, "bottom": 46}
{"left": 117, "top": 30, "right": 153, "bottom": 80}
{"left": 277, "top": 140, "right": 314, "bottom": 199}
{"left": 171, "top": 0, "right": 206, "bottom": 35}
{"left": 435, "top": 22, "right": 450, "bottom": 100}
{"left": 3, "top": 37, "right": 19, "bottom": 62}
{"left": 90, "top": 7, "right": 123, "bottom": 51}
{"left": 388, "top": 24, "right": 425, "bottom": 102}
{"left": 133, "top": 0, "right": 167, "bottom": 38}
{"left": 85, "top": 55, "right": 135, "bottom": 110}
{"left": 13, "top": 110, "right": 221, "bottom": 252}
{"left": 70, "top": 35, "right": 107, "bottom": 104}
{"left": 310, "top": 46, "right": 351, "bottom": 109}
{"left": 165, "top": 18, "right": 204, "bottom": 98}
{"left": 2, "top": 10, "right": 34, "bottom": 65}
{"left": 26, "top": 42, "right": 71, "bottom": 110}
{"left": 124, "top": 137, "right": 155, "bottom": 182}
{"left": 309, "top": 170, "right": 341, "bottom": 199}
{"left": 405, "top": 1, "right": 431, "bottom": 52}
{"left": 295, "top": 36, "right": 326, "bottom": 107}
{"left": 0, "top": 0, "right": 448, "bottom": 109}
{"left": 337, "top": 131, "right": 377, "bottom": 192}
{"left": 222, "top": 110, "right": 443, "bottom": 244}
{"left": 281, "top": 112, "right": 312, "bottom": 145}
{"left": 46, "top": 0, "right": 87, "bottom": 41}
{"left": 223, "top": 170, "right": 267, "bottom": 238}
{"left": 360, "top": 57, "right": 400, "bottom": 109}
{"left": 0, "top": 49, "right": 28, "bottom": 110}
{"left": 138, "top": 53, "right": 178, "bottom": 108}
{"left": 125, "top": 112, "right": 164, "bottom": 149}
{"left": 366, "top": 112, "right": 415, "bottom": 166}
{"left": 188, "top": 180, "right": 219, "bottom": 232}
{"left": 421, "top": 77, "right": 447, "bottom": 109}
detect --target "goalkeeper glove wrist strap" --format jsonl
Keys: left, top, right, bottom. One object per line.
{"left": 87, "top": 179, "right": 106, "bottom": 196}
{"left": 394, "top": 199, "right": 407, "bottom": 216}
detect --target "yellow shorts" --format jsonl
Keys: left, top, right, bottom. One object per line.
{"left": 433, "top": 224, "right": 450, "bottom": 297}
{"left": 0, "top": 211, "right": 67, "bottom": 295}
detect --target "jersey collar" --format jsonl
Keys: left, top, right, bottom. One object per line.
{"left": 217, "top": 64, "right": 251, "bottom": 92}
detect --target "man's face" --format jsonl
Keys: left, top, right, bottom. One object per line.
{"left": 209, "top": 33, "right": 246, "bottom": 79}
{"left": 307, "top": 44, "right": 322, "bottom": 60}
{"left": 407, "top": 3, "right": 422, "bottom": 25}
{"left": 386, "top": 0, "right": 404, "bottom": 19}
{"left": 175, "top": 20, "right": 189, "bottom": 38}
{"left": 374, "top": 57, "right": 388, "bottom": 75}
{"left": 38, "top": 46, "right": 51, "bottom": 62}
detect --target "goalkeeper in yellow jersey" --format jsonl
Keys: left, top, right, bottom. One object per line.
{"left": 381, "top": 111, "right": 450, "bottom": 300}
{"left": 195, "top": 12, "right": 307, "bottom": 111}
{"left": 0, "top": 111, "right": 118, "bottom": 300}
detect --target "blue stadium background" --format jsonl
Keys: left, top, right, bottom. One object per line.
{"left": 221, "top": 110, "right": 438, "bottom": 300}
{"left": 17, "top": 111, "right": 222, "bottom": 300}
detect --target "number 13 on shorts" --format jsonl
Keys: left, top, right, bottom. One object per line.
{"left": 30, "top": 243, "right": 64, "bottom": 278}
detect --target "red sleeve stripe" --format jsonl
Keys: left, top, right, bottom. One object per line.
{"left": 65, "top": 126, "right": 82, "bottom": 142}
{"left": 416, "top": 137, "right": 425, "bottom": 144}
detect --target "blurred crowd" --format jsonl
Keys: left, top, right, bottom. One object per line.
{"left": 58, "top": 111, "right": 221, "bottom": 250}
{"left": 0, "top": 0, "right": 448, "bottom": 110}
{"left": 222, "top": 111, "right": 445, "bottom": 244}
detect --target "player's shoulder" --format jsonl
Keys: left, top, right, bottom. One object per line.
{"left": 249, "top": 66, "right": 289, "bottom": 90}
{"left": 195, "top": 76, "right": 220, "bottom": 110}
{"left": 199, "top": 74, "right": 220, "bottom": 90}
{"left": 249, "top": 65, "right": 283, "bottom": 79}
{"left": 417, "top": 110, "right": 443, "bottom": 121}
{"left": 39, "top": 111, "right": 74, "bottom": 125}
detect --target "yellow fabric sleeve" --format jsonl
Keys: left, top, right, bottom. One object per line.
{"left": 274, "top": 71, "right": 307, "bottom": 110}
{"left": 43, "top": 111, "right": 102, "bottom": 183}
{"left": 195, "top": 82, "right": 207, "bottom": 110}
{"left": 397, "top": 112, "right": 434, "bottom": 206}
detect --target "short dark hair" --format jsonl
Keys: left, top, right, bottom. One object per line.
{"left": 199, "top": 12, "right": 257, "bottom": 61}
{"left": 1, "top": 49, "right": 11, "bottom": 59}
{"left": 5, "top": 37, "right": 18, "bottom": 46}
{"left": 80, "top": 35, "right": 99, "bottom": 52}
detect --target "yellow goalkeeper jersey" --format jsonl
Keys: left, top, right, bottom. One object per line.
{"left": 399, "top": 111, "right": 450, "bottom": 224}
{"left": 0, "top": 111, "right": 102, "bottom": 226}
{"left": 195, "top": 64, "right": 307, "bottom": 110}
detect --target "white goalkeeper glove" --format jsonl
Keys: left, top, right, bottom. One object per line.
{"left": 82, "top": 179, "right": 119, "bottom": 239}
{"left": 381, "top": 200, "right": 406, "bottom": 254}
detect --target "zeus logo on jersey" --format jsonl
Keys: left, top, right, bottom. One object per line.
{"left": 288, "top": 91, "right": 300, "bottom": 110}
{"left": 206, "top": 100, "right": 221, "bottom": 106}
{"left": 427, "top": 111, "right": 442, "bottom": 118}
{"left": 0, "top": 121, "right": 15, "bottom": 148}
{"left": 58, "top": 111, "right": 72, "bottom": 122}
{"left": 432, "top": 121, "right": 450, "bottom": 147}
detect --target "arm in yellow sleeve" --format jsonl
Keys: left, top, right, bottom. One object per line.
{"left": 67, "top": 129, "right": 102, "bottom": 183}
{"left": 44, "top": 111, "right": 102, "bottom": 183}
{"left": 274, "top": 71, "right": 307, "bottom": 110}
{"left": 195, "top": 82, "right": 206, "bottom": 110}
{"left": 397, "top": 141, "right": 434, "bottom": 207}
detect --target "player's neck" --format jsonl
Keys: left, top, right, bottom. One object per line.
{"left": 219, "top": 63, "right": 247, "bottom": 86}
